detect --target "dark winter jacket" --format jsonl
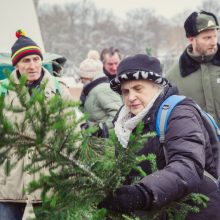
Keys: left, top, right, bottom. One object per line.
{"left": 121, "top": 84, "right": 220, "bottom": 220}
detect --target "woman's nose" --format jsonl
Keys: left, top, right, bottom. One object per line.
{"left": 128, "top": 92, "right": 135, "bottom": 101}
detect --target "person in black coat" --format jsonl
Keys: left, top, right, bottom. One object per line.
{"left": 99, "top": 54, "right": 220, "bottom": 220}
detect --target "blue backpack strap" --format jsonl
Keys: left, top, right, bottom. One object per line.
{"left": 193, "top": 104, "right": 220, "bottom": 182}
{"left": 196, "top": 104, "right": 220, "bottom": 141}
{"left": 156, "top": 95, "right": 186, "bottom": 143}
{"left": 0, "top": 79, "right": 9, "bottom": 97}
{"left": 53, "top": 76, "right": 61, "bottom": 95}
{"left": 205, "top": 113, "right": 220, "bottom": 141}
{"left": 156, "top": 95, "right": 186, "bottom": 164}
{"left": 156, "top": 95, "right": 220, "bottom": 184}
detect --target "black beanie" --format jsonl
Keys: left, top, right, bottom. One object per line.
{"left": 110, "top": 54, "right": 168, "bottom": 93}
{"left": 11, "top": 29, "right": 43, "bottom": 66}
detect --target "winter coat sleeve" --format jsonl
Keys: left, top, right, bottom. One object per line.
{"left": 139, "top": 104, "right": 206, "bottom": 208}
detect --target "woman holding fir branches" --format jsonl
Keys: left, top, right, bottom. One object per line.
{"left": 98, "top": 54, "right": 220, "bottom": 219}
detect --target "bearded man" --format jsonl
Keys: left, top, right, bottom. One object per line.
{"left": 166, "top": 10, "right": 220, "bottom": 126}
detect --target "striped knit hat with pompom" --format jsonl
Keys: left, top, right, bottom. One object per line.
{"left": 79, "top": 50, "right": 103, "bottom": 78}
{"left": 11, "top": 29, "right": 43, "bottom": 66}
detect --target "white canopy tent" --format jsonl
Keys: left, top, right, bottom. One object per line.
{"left": 0, "top": 0, "right": 81, "bottom": 100}
{"left": 0, "top": 0, "right": 44, "bottom": 53}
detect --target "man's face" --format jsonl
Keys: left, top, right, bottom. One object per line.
{"left": 190, "top": 29, "right": 218, "bottom": 56}
{"left": 103, "top": 53, "right": 121, "bottom": 76}
{"left": 121, "top": 80, "right": 160, "bottom": 115}
{"left": 16, "top": 54, "right": 42, "bottom": 84}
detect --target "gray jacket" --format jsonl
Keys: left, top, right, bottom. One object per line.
{"left": 81, "top": 73, "right": 122, "bottom": 129}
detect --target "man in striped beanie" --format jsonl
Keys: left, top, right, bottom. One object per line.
{"left": 0, "top": 30, "right": 77, "bottom": 220}
{"left": 11, "top": 29, "right": 43, "bottom": 66}
{"left": 10, "top": 29, "right": 43, "bottom": 86}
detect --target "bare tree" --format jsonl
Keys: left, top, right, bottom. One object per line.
{"left": 199, "top": 0, "right": 220, "bottom": 16}
{"left": 36, "top": 0, "right": 199, "bottom": 76}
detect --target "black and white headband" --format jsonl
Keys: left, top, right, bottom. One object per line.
{"left": 110, "top": 70, "right": 169, "bottom": 93}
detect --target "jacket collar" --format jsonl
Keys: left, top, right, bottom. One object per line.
{"left": 16, "top": 69, "right": 45, "bottom": 96}
{"left": 179, "top": 44, "right": 220, "bottom": 77}
{"left": 80, "top": 76, "right": 108, "bottom": 106}
{"left": 103, "top": 68, "right": 116, "bottom": 81}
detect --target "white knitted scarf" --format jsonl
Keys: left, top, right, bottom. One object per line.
{"left": 114, "top": 88, "right": 163, "bottom": 148}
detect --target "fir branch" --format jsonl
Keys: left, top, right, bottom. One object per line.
{"left": 59, "top": 151, "right": 105, "bottom": 188}
{"left": 0, "top": 76, "right": 210, "bottom": 220}
{"left": 4, "top": 126, "right": 106, "bottom": 189}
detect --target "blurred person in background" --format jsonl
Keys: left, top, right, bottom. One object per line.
{"left": 79, "top": 50, "right": 122, "bottom": 137}
{"left": 100, "top": 47, "right": 122, "bottom": 81}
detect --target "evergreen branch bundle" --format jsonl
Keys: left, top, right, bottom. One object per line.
{"left": 0, "top": 76, "right": 209, "bottom": 220}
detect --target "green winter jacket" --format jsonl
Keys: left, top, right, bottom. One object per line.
{"left": 82, "top": 74, "right": 122, "bottom": 129}
{"left": 166, "top": 44, "right": 220, "bottom": 127}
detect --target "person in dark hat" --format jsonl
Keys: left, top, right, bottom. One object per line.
{"left": 166, "top": 10, "right": 220, "bottom": 127}
{"left": 0, "top": 29, "right": 79, "bottom": 220}
{"left": 98, "top": 54, "right": 220, "bottom": 219}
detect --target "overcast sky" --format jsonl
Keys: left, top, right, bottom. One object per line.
{"left": 40, "top": 0, "right": 204, "bottom": 19}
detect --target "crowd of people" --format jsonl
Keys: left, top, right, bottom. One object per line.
{"left": 0, "top": 9, "right": 220, "bottom": 220}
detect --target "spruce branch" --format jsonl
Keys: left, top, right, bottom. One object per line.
{"left": 0, "top": 76, "right": 210, "bottom": 220}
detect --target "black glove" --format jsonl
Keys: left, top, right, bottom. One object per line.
{"left": 98, "top": 185, "right": 151, "bottom": 213}
{"left": 81, "top": 122, "right": 108, "bottom": 138}
{"left": 94, "top": 123, "right": 109, "bottom": 138}
{"left": 80, "top": 122, "right": 89, "bottom": 130}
